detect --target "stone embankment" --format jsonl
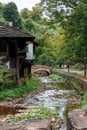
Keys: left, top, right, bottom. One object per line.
{"left": 57, "top": 71, "right": 87, "bottom": 130}
{"left": 57, "top": 71, "right": 87, "bottom": 91}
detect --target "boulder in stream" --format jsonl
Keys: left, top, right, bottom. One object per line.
{"left": 0, "top": 119, "right": 53, "bottom": 130}
{"left": 67, "top": 106, "right": 87, "bottom": 130}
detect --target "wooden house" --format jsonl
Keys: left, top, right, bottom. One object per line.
{"left": 0, "top": 22, "right": 38, "bottom": 82}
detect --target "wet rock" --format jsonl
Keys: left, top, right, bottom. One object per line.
{"left": 34, "top": 97, "right": 39, "bottom": 101}
{"left": 68, "top": 97, "right": 81, "bottom": 106}
{"left": 67, "top": 106, "right": 87, "bottom": 130}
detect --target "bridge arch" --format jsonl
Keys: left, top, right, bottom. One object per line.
{"left": 32, "top": 68, "right": 50, "bottom": 75}
{"left": 31, "top": 65, "right": 52, "bottom": 75}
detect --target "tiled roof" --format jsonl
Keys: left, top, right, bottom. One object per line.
{"left": 0, "top": 22, "right": 35, "bottom": 38}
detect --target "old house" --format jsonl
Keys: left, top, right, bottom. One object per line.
{"left": 0, "top": 22, "right": 38, "bottom": 83}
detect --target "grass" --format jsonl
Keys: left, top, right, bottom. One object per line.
{"left": 71, "top": 79, "right": 84, "bottom": 95}
{"left": 67, "top": 79, "right": 87, "bottom": 108}
{"left": 9, "top": 107, "right": 59, "bottom": 123}
{"left": 0, "top": 77, "right": 40, "bottom": 101}
{"left": 79, "top": 93, "right": 87, "bottom": 107}
{"left": 49, "top": 74, "right": 66, "bottom": 82}
{"left": 0, "top": 121, "right": 5, "bottom": 125}
{"left": 71, "top": 63, "right": 84, "bottom": 70}
{"left": 66, "top": 93, "right": 87, "bottom": 114}
{"left": 0, "top": 67, "right": 16, "bottom": 90}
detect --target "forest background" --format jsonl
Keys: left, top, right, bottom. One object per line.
{"left": 0, "top": 0, "right": 87, "bottom": 67}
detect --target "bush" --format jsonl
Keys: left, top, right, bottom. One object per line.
{"left": 79, "top": 93, "right": 87, "bottom": 107}
{"left": 0, "top": 77, "right": 40, "bottom": 101}
{"left": 71, "top": 79, "right": 84, "bottom": 95}
{"left": 9, "top": 107, "right": 59, "bottom": 122}
{"left": 71, "top": 63, "right": 84, "bottom": 70}
{"left": 49, "top": 74, "right": 66, "bottom": 82}
{"left": 0, "top": 68, "right": 16, "bottom": 91}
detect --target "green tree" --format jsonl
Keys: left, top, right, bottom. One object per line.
{"left": 0, "top": 3, "right": 6, "bottom": 23}
{"left": 39, "top": 0, "right": 87, "bottom": 63}
{"left": 20, "top": 8, "right": 32, "bottom": 19}
{"left": 3, "top": 2, "right": 23, "bottom": 29}
{"left": 31, "top": 5, "right": 43, "bottom": 22}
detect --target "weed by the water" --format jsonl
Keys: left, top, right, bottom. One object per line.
{"left": 68, "top": 93, "right": 77, "bottom": 99}
{"left": 9, "top": 107, "right": 59, "bottom": 122}
{"left": 79, "top": 93, "right": 87, "bottom": 107}
{"left": 0, "top": 77, "right": 40, "bottom": 101}
{"left": 71, "top": 79, "right": 84, "bottom": 95}
{"left": 49, "top": 74, "right": 66, "bottom": 82}
{"left": 0, "top": 121, "right": 5, "bottom": 125}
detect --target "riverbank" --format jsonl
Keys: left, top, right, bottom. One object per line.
{"left": 0, "top": 77, "right": 40, "bottom": 102}
{"left": 0, "top": 77, "right": 65, "bottom": 130}
{"left": 52, "top": 69, "right": 87, "bottom": 129}
{"left": 0, "top": 74, "right": 83, "bottom": 130}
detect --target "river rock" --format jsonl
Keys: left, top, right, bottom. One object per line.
{"left": 67, "top": 106, "right": 87, "bottom": 130}
{"left": 0, "top": 119, "right": 51, "bottom": 130}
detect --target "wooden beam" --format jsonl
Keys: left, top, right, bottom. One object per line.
{"left": 16, "top": 57, "right": 20, "bottom": 78}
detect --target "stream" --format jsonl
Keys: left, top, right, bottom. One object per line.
{"left": 0, "top": 76, "right": 75, "bottom": 130}
{"left": 24, "top": 76, "right": 75, "bottom": 130}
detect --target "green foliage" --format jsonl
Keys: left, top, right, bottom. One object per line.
{"left": 3, "top": 2, "right": 23, "bottom": 29}
{"left": 0, "top": 3, "right": 4, "bottom": 17}
{"left": 0, "top": 68, "right": 11, "bottom": 90}
{"left": 39, "top": 0, "right": 87, "bottom": 63}
{"left": 0, "top": 64, "right": 16, "bottom": 91}
{"left": 20, "top": 107, "right": 58, "bottom": 120}
{"left": 31, "top": 5, "right": 43, "bottom": 22}
{"left": 24, "top": 19, "right": 35, "bottom": 33}
{"left": 49, "top": 74, "right": 66, "bottom": 82}
{"left": 9, "top": 107, "right": 58, "bottom": 122}
{"left": 79, "top": 93, "right": 87, "bottom": 107}
{"left": 0, "top": 121, "right": 4, "bottom": 125}
{"left": 68, "top": 93, "right": 76, "bottom": 98}
{"left": 1, "top": 0, "right": 87, "bottom": 65}
{"left": 71, "top": 63, "right": 84, "bottom": 70}
{"left": 37, "top": 53, "right": 55, "bottom": 66}
{"left": 20, "top": 8, "right": 31, "bottom": 19}
{"left": 0, "top": 3, "right": 6, "bottom": 23}
{"left": 25, "top": 77, "right": 40, "bottom": 90}
{"left": 71, "top": 79, "right": 84, "bottom": 95}
{"left": 0, "top": 77, "right": 40, "bottom": 101}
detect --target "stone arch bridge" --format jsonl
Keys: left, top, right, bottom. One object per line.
{"left": 31, "top": 65, "right": 52, "bottom": 75}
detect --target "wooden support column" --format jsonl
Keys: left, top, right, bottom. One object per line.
{"left": 16, "top": 57, "right": 20, "bottom": 78}
{"left": 28, "top": 63, "right": 31, "bottom": 77}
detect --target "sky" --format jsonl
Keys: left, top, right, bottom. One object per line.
{"left": 0, "top": 0, "right": 41, "bottom": 11}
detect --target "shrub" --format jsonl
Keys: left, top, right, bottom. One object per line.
{"left": 49, "top": 74, "right": 66, "bottom": 82}
{"left": 0, "top": 77, "right": 40, "bottom": 101}
{"left": 71, "top": 63, "right": 84, "bottom": 70}
{"left": 79, "top": 93, "right": 87, "bottom": 107}
{"left": 9, "top": 107, "right": 59, "bottom": 122}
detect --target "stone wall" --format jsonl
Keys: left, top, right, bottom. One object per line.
{"left": 57, "top": 72, "right": 87, "bottom": 92}
{"left": 57, "top": 72, "right": 87, "bottom": 130}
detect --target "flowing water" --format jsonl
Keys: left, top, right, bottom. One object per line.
{"left": 24, "top": 77, "right": 74, "bottom": 130}
{"left": 0, "top": 76, "right": 75, "bottom": 129}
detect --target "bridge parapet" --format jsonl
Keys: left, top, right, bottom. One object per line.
{"left": 31, "top": 65, "right": 52, "bottom": 74}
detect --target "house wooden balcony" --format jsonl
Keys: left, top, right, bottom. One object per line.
{"left": 0, "top": 52, "right": 8, "bottom": 56}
